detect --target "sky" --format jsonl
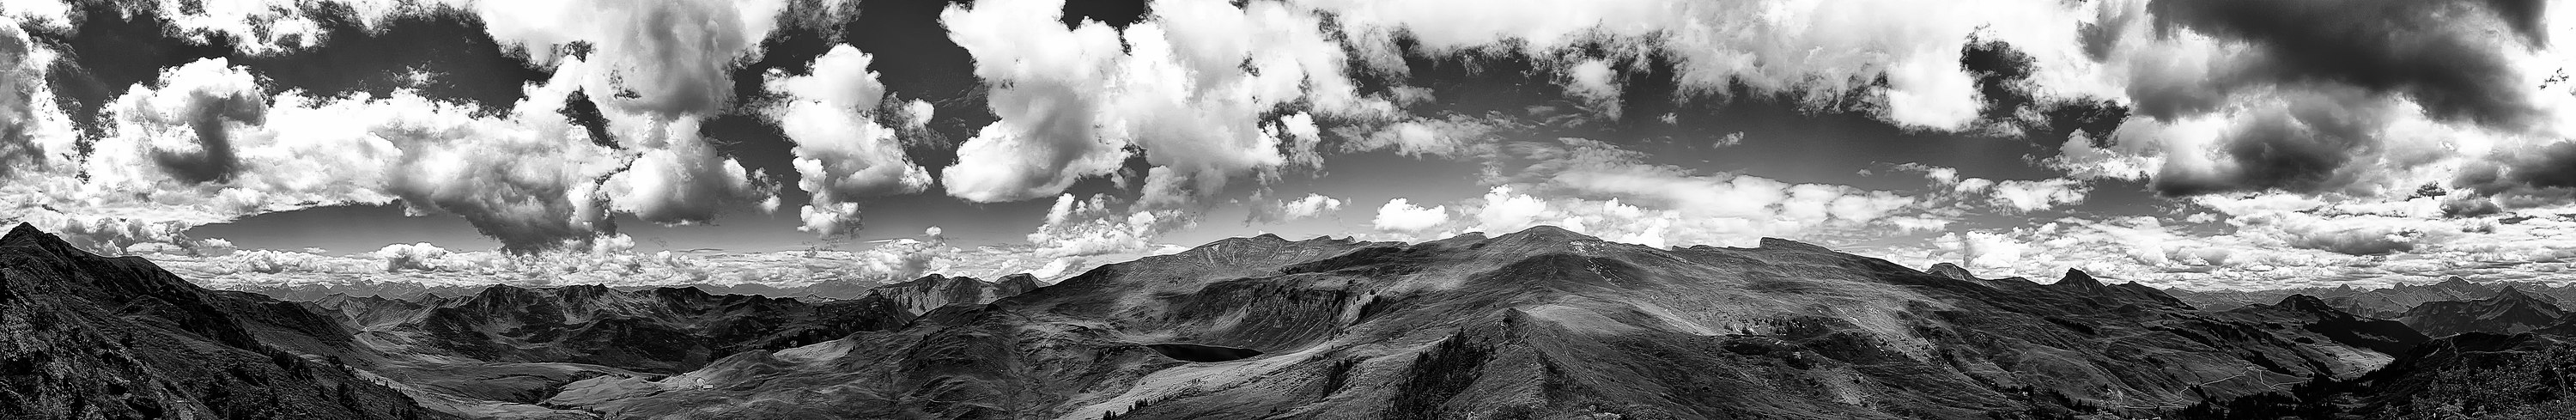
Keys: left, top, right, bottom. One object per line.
{"left": 2, "top": 0, "right": 2574, "bottom": 292}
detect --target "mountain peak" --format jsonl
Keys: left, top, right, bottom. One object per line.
{"left": 3, "top": 222, "right": 58, "bottom": 248}
{"left": 2057, "top": 269, "right": 2102, "bottom": 287}
{"left": 2276, "top": 294, "right": 2333, "bottom": 312}
{"left": 2494, "top": 286, "right": 2540, "bottom": 302}
{"left": 1925, "top": 263, "right": 1978, "bottom": 282}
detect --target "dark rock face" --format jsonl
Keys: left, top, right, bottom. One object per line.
{"left": 544, "top": 226, "right": 2410, "bottom": 419}
{"left": 2399, "top": 287, "right": 2567, "bottom": 338}
{"left": 0, "top": 224, "right": 446, "bottom": 419}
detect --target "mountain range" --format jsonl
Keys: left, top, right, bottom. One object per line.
{"left": 11, "top": 222, "right": 2576, "bottom": 418}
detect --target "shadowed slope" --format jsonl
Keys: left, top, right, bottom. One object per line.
{"left": 0, "top": 224, "right": 446, "bottom": 419}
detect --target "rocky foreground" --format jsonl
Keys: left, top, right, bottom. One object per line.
{"left": 8, "top": 222, "right": 2576, "bottom": 418}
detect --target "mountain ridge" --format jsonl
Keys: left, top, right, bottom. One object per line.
{"left": 0, "top": 222, "right": 2521, "bottom": 419}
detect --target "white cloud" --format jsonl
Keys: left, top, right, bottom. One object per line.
{"left": 1372, "top": 198, "right": 1449, "bottom": 232}
{"left": 1561, "top": 58, "right": 1621, "bottom": 118}
{"left": 472, "top": 0, "right": 796, "bottom": 116}
{"left": 1025, "top": 193, "right": 1192, "bottom": 259}
{"left": 1250, "top": 192, "right": 1346, "bottom": 223}
{"left": 765, "top": 44, "right": 934, "bottom": 237}
{"left": 939, "top": 0, "right": 1396, "bottom": 204}
{"left": 1987, "top": 179, "right": 2090, "bottom": 212}
{"left": 374, "top": 242, "right": 453, "bottom": 272}
{"left": 1280, "top": 193, "right": 1346, "bottom": 219}
{"left": 3, "top": 15, "right": 790, "bottom": 253}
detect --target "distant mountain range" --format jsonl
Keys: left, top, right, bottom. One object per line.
{"left": 14, "top": 222, "right": 2576, "bottom": 418}
{"left": 2169, "top": 277, "right": 2576, "bottom": 318}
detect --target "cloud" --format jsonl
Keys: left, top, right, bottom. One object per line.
{"left": 1025, "top": 193, "right": 1193, "bottom": 259}
{"left": 1278, "top": 193, "right": 1346, "bottom": 219}
{"left": 600, "top": 116, "right": 764, "bottom": 224}
{"left": 1866, "top": 193, "right": 2576, "bottom": 290}
{"left": 374, "top": 64, "right": 623, "bottom": 253}
{"left": 1338, "top": 114, "right": 1510, "bottom": 157}
{"left": 2052, "top": 0, "right": 2574, "bottom": 201}
{"left": 765, "top": 45, "right": 933, "bottom": 236}
{"left": 1249, "top": 192, "right": 1345, "bottom": 223}
{"left": 939, "top": 0, "right": 1395, "bottom": 204}
{"left": 1903, "top": 164, "right": 2093, "bottom": 213}
{"left": 1467, "top": 138, "right": 1917, "bottom": 246}
{"left": 472, "top": 0, "right": 797, "bottom": 117}
{"left": 374, "top": 242, "right": 454, "bottom": 272}
{"left": 2136, "top": 0, "right": 2548, "bottom": 128}
{"left": 1310, "top": 0, "right": 2109, "bottom": 131}
{"left": 107, "top": 58, "right": 268, "bottom": 184}
{"left": 3, "top": 0, "right": 831, "bottom": 253}
{"left": 1371, "top": 198, "right": 1449, "bottom": 232}
{"left": 0, "top": 22, "right": 73, "bottom": 177}
{"left": 1935, "top": 231, "right": 2029, "bottom": 271}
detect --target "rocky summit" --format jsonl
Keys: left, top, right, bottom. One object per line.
{"left": 15, "top": 223, "right": 2576, "bottom": 419}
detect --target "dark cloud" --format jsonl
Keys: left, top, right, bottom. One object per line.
{"left": 153, "top": 88, "right": 266, "bottom": 184}
{"left": 2144, "top": 0, "right": 2549, "bottom": 128}
{"left": 2500, "top": 143, "right": 2576, "bottom": 190}
{"left": 2152, "top": 93, "right": 2385, "bottom": 196}
{"left": 561, "top": 89, "right": 615, "bottom": 149}
{"left": 1959, "top": 37, "right": 2134, "bottom": 145}
{"left": 2448, "top": 142, "right": 2576, "bottom": 210}
{"left": 238, "top": 5, "right": 551, "bottom": 113}
{"left": 1959, "top": 37, "right": 2036, "bottom": 125}
{"left": 1059, "top": 0, "right": 1150, "bottom": 28}
{"left": 384, "top": 154, "right": 593, "bottom": 254}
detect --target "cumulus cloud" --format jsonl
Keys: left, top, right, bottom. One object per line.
{"left": 472, "top": 0, "right": 797, "bottom": 117}
{"left": 1372, "top": 198, "right": 1449, "bottom": 233}
{"left": 939, "top": 0, "right": 1396, "bottom": 204}
{"left": 0, "top": 22, "right": 73, "bottom": 177}
{"left": 2049, "top": 0, "right": 2575, "bottom": 202}
{"left": 1249, "top": 192, "right": 1346, "bottom": 223}
{"left": 374, "top": 242, "right": 453, "bottom": 271}
{"left": 3, "top": 0, "right": 817, "bottom": 253}
{"left": 767, "top": 45, "right": 934, "bottom": 237}
{"left": 1024, "top": 193, "right": 1193, "bottom": 259}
